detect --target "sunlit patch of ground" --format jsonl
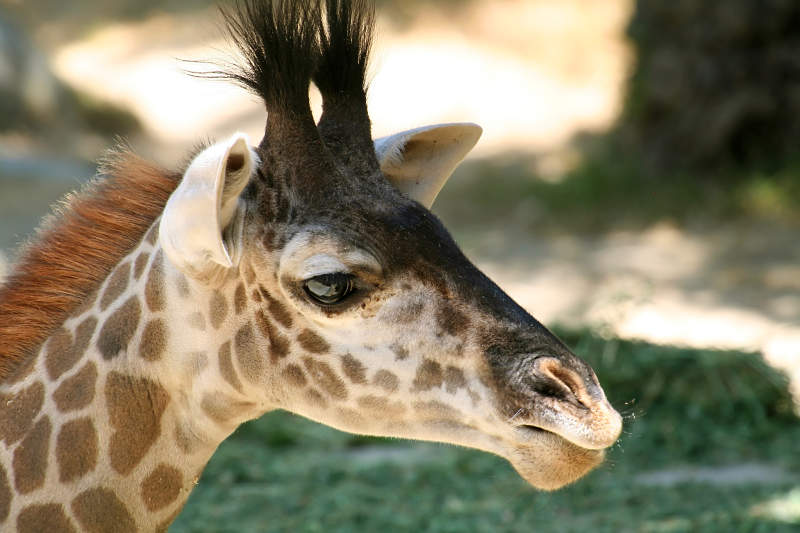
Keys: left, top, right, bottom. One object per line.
{"left": 751, "top": 488, "right": 800, "bottom": 524}
{"left": 49, "top": 0, "right": 631, "bottom": 161}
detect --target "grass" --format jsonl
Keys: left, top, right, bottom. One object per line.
{"left": 170, "top": 331, "right": 800, "bottom": 532}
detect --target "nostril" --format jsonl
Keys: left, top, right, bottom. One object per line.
{"left": 532, "top": 357, "right": 590, "bottom": 407}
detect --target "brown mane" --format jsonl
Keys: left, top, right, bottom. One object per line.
{"left": 0, "top": 150, "right": 181, "bottom": 380}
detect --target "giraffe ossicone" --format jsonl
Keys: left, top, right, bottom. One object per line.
{"left": 0, "top": 1, "right": 622, "bottom": 530}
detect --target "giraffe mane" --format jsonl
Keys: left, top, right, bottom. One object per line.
{"left": 0, "top": 149, "right": 180, "bottom": 380}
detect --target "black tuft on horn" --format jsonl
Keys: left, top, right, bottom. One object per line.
{"left": 314, "top": 0, "right": 380, "bottom": 176}
{"left": 196, "top": 1, "right": 382, "bottom": 197}
{"left": 207, "top": 0, "right": 327, "bottom": 168}
{"left": 218, "top": 0, "right": 320, "bottom": 115}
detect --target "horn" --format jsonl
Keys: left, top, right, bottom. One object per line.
{"left": 314, "top": 0, "right": 380, "bottom": 176}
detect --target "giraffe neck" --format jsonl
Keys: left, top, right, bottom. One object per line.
{"left": 0, "top": 226, "right": 268, "bottom": 532}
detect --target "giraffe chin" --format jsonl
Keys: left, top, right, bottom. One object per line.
{"left": 506, "top": 429, "right": 606, "bottom": 491}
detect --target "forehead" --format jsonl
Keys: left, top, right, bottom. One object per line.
{"left": 293, "top": 191, "right": 465, "bottom": 273}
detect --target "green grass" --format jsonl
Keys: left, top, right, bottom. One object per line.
{"left": 170, "top": 331, "right": 800, "bottom": 532}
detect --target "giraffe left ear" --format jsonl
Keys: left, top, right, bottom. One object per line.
{"left": 374, "top": 123, "right": 482, "bottom": 208}
{"left": 160, "top": 132, "right": 259, "bottom": 280}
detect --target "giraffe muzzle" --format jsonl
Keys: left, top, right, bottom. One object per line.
{"left": 510, "top": 356, "right": 622, "bottom": 451}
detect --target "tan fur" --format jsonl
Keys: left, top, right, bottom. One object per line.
{"left": 0, "top": 151, "right": 180, "bottom": 380}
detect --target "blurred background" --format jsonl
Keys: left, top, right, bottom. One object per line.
{"left": 1, "top": 0, "right": 799, "bottom": 531}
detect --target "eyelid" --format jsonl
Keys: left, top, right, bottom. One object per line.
{"left": 300, "top": 254, "right": 349, "bottom": 279}
{"left": 299, "top": 253, "right": 382, "bottom": 282}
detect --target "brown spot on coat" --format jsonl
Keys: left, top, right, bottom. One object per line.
{"left": 99, "top": 261, "right": 131, "bottom": 311}
{"left": 13, "top": 415, "right": 51, "bottom": 494}
{"left": 218, "top": 341, "right": 243, "bottom": 393}
{"left": 0, "top": 381, "right": 44, "bottom": 445}
{"left": 357, "top": 395, "right": 407, "bottom": 418}
{"left": 412, "top": 359, "right": 443, "bottom": 392}
{"left": 340, "top": 354, "right": 367, "bottom": 384}
{"left": 242, "top": 262, "right": 256, "bottom": 284}
{"left": 303, "top": 357, "right": 347, "bottom": 400}
{"left": 235, "top": 323, "right": 263, "bottom": 383}
{"left": 133, "top": 252, "right": 150, "bottom": 280}
{"left": 53, "top": 361, "right": 97, "bottom": 412}
{"left": 45, "top": 328, "right": 72, "bottom": 379}
{"left": 17, "top": 503, "right": 76, "bottom": 533}
{"left": 372, "top": 370, "right": 400, "bottom": 393}
{"left": 394, "top": 301, "right": 425, "bottom": 323}
{"left": 187, "top": 312, "right": 206, "bottom": 331}
{"left": 234, "top": 283, "right": 247, "bottom": 314}
{"left": 201, "top": 392, "right": 253, "bottom": 424}
{"left": 413, "top": 400, "right": 459, "bottom": 418}
{"left": 281, "top": 364, "right": 307, "bottom": 387}
{"left": 391, "top": 343, "right": 409, "bottom": 361}
{"left": 305, "top": 388, "right": 328, "bottom": 409}
{"left": 56, "top": 417, "right": 98, "bottom": 482}
{"left": 209, "top": 290, "right": 228, "bottom": 330}
{"left": 139, "top": 319, "right": 168, "bottom": 361}
{"left": 174, "top": 422, "right": 202, "bottom": 455}
{"left": 0, "top": 463, "right": 10, "bottom": 523}
{"left": 175, "top": 273, "right": 190, "bottom": 298}
{"left": 444, "top": 366, "right": 467, "bottom": 394}
{"left": 45, "top": 316, "right": 97, "bottom": 381}
{"left": 336, "top": 407, "right": 365, "bottom": 426}
{"left": 72, "top": 487, "right": 136, "bottom": 533}
{"left": 262, "top": 227, "right": 277, "bottom": 251}
{"left": 297, "top": 329, "right": 330, "bottom": 354}
{"left": 436, "top": 305, "right": 470, "bottom": 338}
{"left": 97, "top": 296, "right": 141, "bottom": 360}
{"left": 251, "top": 288, "right": 262, "bottom": 302}
{"left": 188, "top": 351, "right": 208, "bottom": 377}
{"left": 106, "top": 371, "right": 170, "bottom": 475}
{"left": 141, "top": 464, "right": 183, "bottom": 511}
{"left": 145, "top": 251, "right": 165, "bottom": 312}
{"left": 255, "top": 310, "right": 289, "bottom": 362}
{"left": 260, "top": 287, "right": 293, "bottom": 328}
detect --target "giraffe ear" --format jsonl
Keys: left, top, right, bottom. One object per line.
{"left": 160, "top": 132, "right": 259, "bottom": 279}
{"left": 374, "top": 123, "right": 482, "bottom": 208}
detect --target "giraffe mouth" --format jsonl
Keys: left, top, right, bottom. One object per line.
{"left": 508, "top": 399, "right": 622, "bottom": 452}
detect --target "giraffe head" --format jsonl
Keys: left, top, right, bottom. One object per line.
{"left": 158, "top": 0, "right": 621, "bottom": 490}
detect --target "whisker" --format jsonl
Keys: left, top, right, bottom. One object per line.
{"left": 507, "top": 408, "right": 525, "bottom": 423}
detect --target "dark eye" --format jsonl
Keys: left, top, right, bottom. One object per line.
{"left": 303, "top": 273, "right": 355, "bottom": 305}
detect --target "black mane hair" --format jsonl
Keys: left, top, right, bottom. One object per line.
{"left": 204, "top": 1, "right": 381, "bottom": 192}
{"left": 218, "top": 0, "right": 321, "bottom": 114}
{"left": 315, "top": 0, "right": 380, "bottom": 176}
{"left": 314, "top": 0, "right": 374, "bottom": 108}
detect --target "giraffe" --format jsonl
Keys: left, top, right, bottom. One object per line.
{"left": 0, "top": 1, "right": 622, "bottom": 531}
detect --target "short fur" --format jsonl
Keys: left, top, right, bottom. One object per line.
{"left": 0, "top": 153, "right": 180, "bottom": 380}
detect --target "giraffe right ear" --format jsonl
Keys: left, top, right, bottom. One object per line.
{"left": 374, "top": 123, "right": 482, "bottom": 208}
{"left": 159, "top": 132, "right": 259, "bottom": 280}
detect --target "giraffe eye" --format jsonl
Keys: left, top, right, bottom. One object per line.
{"left": 303, "top": 273, "right": 355, "bottom": 305}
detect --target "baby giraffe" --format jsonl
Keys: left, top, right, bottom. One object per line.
{"left": 0, "top": 0, "right": 621, "bottom": 531}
